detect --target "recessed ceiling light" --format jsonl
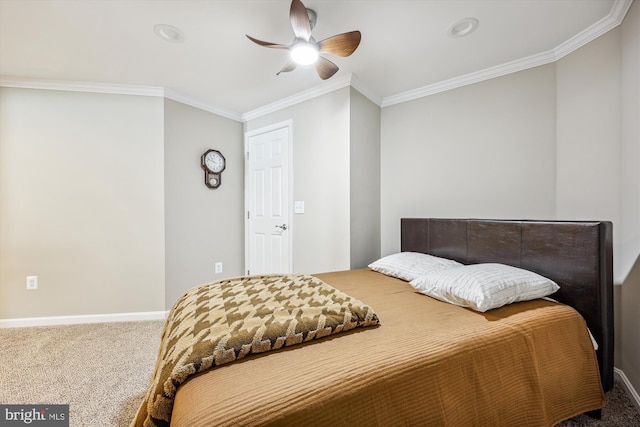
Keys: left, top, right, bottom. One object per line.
{"left": 154, "top": 24, "right": 184, "bottom": 43}
{"left": 447, "top": 18, "right": 479, "bottom": 38}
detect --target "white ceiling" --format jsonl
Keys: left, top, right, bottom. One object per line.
{"left": 0, "top": 0, "right": 632, "bottom": 121}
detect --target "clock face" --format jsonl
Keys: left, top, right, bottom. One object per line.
{"left": 204, "top": 151, "right": 225, "bottom": 173}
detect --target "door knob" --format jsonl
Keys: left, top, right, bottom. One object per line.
{"left": 275, "top": 224, "right": 288, "bottom": 231}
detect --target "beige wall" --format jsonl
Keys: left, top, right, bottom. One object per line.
{"left": 380, "top": 64, "right": 558, "bottom": 254}
{"left": 349, "top": 87, "right": 381, "bottom": 268}
{"left": 0, "top": 88, "right": 165, "bottom": 318}
{"left": 245, "top": 88, "right": 352, "bottom": 274}
{"left": 164, "top": 99, "right": 244, "bottom": 308}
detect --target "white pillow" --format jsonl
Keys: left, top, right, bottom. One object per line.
{"left": 368, "top": 252, "right": 462, "bottom": 282}
{"left": 409, "top": 263, "right": 560, "bottom": 312}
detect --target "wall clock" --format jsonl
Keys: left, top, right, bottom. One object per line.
{"left": 201, "top": 149, "right": 226, "bottom": 189}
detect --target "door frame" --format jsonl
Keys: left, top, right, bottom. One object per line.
{"left": 244, "top": 120, "right": 294, "bottom": 275}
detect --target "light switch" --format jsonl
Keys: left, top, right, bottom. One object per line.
{"left": 294, "top": 201, "right": 305, "bottom": 214}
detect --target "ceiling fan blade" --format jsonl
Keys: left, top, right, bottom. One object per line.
{"left": 246, "top": 35, "right": 289, "bottom": 49}
{"left": 290, "top": 0, "right": 312, "bottom": 41}
{"left": 315, "top": 56, "right": 339, "bottom": 80}
{"left": 318, "top": 31, "right": 361, "bottom": 57}
{"left": 277, "top": 61, "right": 298, "bottom": 75}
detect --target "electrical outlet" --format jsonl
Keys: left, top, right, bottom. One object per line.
{"left": 26, "top": 275, "right": 38, "bottom": 290}
{"left": 215, "top": 262, "right": 223, "bottom": 274}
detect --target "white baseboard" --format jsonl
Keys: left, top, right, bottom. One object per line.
{"left": 0, "top": 310, "right": 168, "bottom": 328}
{"left": 614, "top": 367, "right": 640, "bottom": 414}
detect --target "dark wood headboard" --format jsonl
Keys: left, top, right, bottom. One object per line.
{"left": 400, "top": 218, "right": 613, "bottom": 391}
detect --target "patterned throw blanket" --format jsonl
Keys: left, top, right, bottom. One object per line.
{"left": 132, "top": 274, "right": 379, "bottom": 427}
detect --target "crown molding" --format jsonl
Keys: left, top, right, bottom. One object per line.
{"left": 241, "top": 73, "right": 382, "bottom": 122}
{"left": 1, "top": 0, "right": 631, "bottom": 119}
{"left": 555, "top": 0, "right": 633, "bottom": 60}
{"left": 241, "top": 74, "right": 350, "bottom": 122}
{"left": 0, "top": 76, "right": 164, "bottom": 97}
{"left": 382, "top": 50, "right": 557, "bottom": 107}
{"left": 0, "top": 74, "right": 376, "bottom": 123}
{"left": 382, "top": 0, "right": 632, "bottom": 108}
{"left": 350, "top": 73, "right": 382, "bottom": 106}
{"left": 0, "top": 77, "right": 243, "bottom": 122}
{"left": 163, "top": 88, "right": 243, "bottom": 122}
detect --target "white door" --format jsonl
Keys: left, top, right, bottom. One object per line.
{"left": 245, "top": 121, "right": 292, "bottom": 275}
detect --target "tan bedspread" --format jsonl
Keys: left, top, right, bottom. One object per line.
{"left": 132, "top": 274, "right": 379, "bottom": 427}
{"left": 168, "top": 269, "right": 605, "bottom": 427}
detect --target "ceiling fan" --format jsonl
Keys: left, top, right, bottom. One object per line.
{"left": 246, "top": 0, "right": 361, "bottom": 80}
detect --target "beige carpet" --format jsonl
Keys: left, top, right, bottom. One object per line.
{"left": 0, "top": 321, "right": 163, "bottom": 427}
{"left": 1, "top": 320, "right": 638, "bottom": 426}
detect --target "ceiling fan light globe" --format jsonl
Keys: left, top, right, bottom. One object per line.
{"left": 291, "top": 43, "right": 319, "bottom": 65}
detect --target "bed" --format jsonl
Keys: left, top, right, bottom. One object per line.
{"left": 133, "top": 218, "right": 613, "bottom": 427}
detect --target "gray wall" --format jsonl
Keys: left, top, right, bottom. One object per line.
{"left": 380, "top": 64, "right": 558, "bottom": 254}
{"left": 556, "top": 28, "right": 622, "bottom": 277}
{"left": 163, "top": 99, "right": 244, "bottom": 308}
{"left": 0, "top": 90, "right": 246, "bottom": 319}
{"left": 379, "top": 2, "right": 640, "bottom": 393}
{"left": 245, "top": 87, "right": 382, "bottom": 273}
{"left": 0, "top": 88, "right": 165, "bottom": 318}
{"left": 557, "top": 2, "right": 639, "bottom": 393}
{"left": 349, "top": 87, "right": 381, "bottom": 268}
{"left": 245, "top": 88, "right": 352, "bottom": 274}
{"left": 619, "top": 0, "right": 640, "bottom": 395}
